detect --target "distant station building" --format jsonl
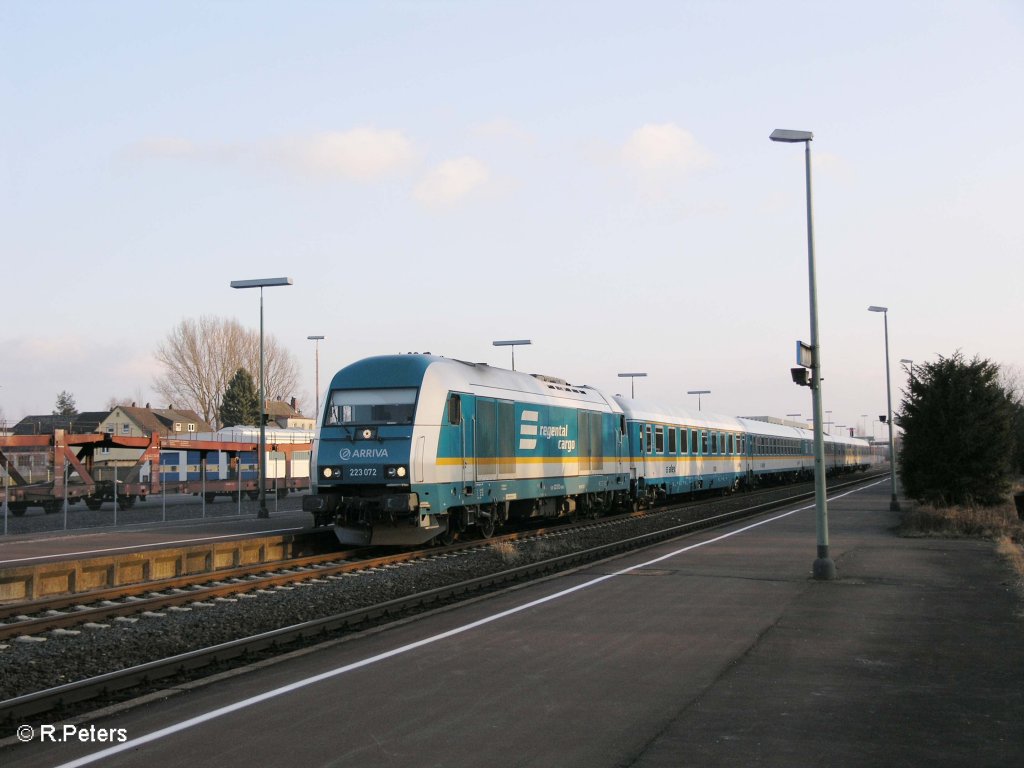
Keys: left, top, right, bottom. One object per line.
{"left": 12, "top": 412, "right": 111, "bottom": 436}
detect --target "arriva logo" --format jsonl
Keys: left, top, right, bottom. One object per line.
{"left": 339, "top": 448, "right": 389, "bottom": 461}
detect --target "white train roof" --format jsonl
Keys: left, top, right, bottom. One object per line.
{"left": 422, "top": 356, "right": 624, "bottom": 413}
{"left": 612, "top": 395, "right": 746, "bottom": 432}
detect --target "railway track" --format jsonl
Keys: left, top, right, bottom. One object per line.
{"left": 0, "top": 472, "right": 885, "bottom": 725}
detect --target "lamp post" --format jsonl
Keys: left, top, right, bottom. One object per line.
{"left": 307, "top": 335, "right": 325, "bottom": 418}
{"left": 770, "top": 127, "right": 833, "bottom": 580}
{"left": 900, "top": 358, "right": 914, "bottom": 381}
{"left": 618, "top": 372, "right": 647, "bottom": 398}
{"left": 492, "top": 339, "right": 531, "bottom": 371}
{"left": 231, "top": 277, "right": 294, "bottom": 519}
{"left": 868, "top": 306, "right": 900, "bottom": 511}
{"left": 687, "top": 390, "right": 710, "bottom": 411}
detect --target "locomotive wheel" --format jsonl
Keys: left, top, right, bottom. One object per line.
{"left": 436, "top": 519, "right": 456, "bottom": 546}
{"left": 85, "top": 498, "right": 103, "bottom": 511}
{"left": 478, "top": 508, "right": 496, "bottom": 539}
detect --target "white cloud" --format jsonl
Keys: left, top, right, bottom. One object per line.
{"left": 414, "top": 156, "right": 489, "bottom": 209}
{"left": 468, "top": 119, "right": 535, "bottom": 144}
{"left": 621, "top": 123, "right": 713, "bottom": 174}
{"left": 126, "top": 128, "right": 416, "bottom": 182}
{"left": 286, "top": 128, "right": 416, "bottom": 180}
{"left": 128, "top": 137, "right": 201, "bottom": 158}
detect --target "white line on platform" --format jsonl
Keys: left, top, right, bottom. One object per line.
{"left": 53, "top": 480, "right": 884, "bottom": 768}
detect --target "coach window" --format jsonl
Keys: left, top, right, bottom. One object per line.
{"left": 448, "top": 394, "right": 462, "bottom": 425}
{"left": 690, "top": 429, "right": 697, "bottom": 455}
{"left": 710, "top": 431, "right": 718, "bottom": 454}
{"left": 727, "top": 434, "right": 733, "bottom": 455}
{"left": 645, "top": 425, "right": 653, "bottom": 454}
{"left": 701, "top": 430, "right": 708, "bottom": 454}
{"left": 668, "top": 427, "right": 677, "bottom": 454}
{"left": 655, "top": 426, "right": 665, "bottom": 453}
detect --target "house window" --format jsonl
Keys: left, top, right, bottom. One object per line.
{"left": 174, "top": 423, "right": 182, "bottom": 432}
{"left": 187, "top": 423, "right": 196, "bottom": 432}
{"left": 122, "top": 423, "right": 130, "bottom": 434}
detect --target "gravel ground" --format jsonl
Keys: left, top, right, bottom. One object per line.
{"left": 0, "top": 479, "right": 857, "bottom": 703}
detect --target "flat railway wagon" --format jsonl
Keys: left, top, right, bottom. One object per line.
{"left": 303, "top": 355, "right": 630, "bottom": 545}
{"left": 159, "top": 427, "right": 313, "bottom": 501}
{"left": 304, "top": 354, "right": 881, "bottom": 546}
{"left": 0, "top": 430, "right": 312, "bottom": 515}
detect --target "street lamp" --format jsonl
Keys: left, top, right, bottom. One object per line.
{"left": 770, "top": 127, "right": 834, "bottom": 580}
{"left": 868, "top": 306, "right": 900, "bottom": 511}
{"left": 492, "top": 339, "right": 531, "bottom": 371}
{"left": 231, "top": 276, "right": 294, "bottom": 519}
{"left": 307, "top": 335, "right": 325, "bottom": 418}
{"left": 900, "top": 358, "right": 914, "bottom": 381}
{"left": 687, "top": 390, "right": 710, "bottom": 411}
{"left": 618, "top": 372, "right": 647, "bottom": 398}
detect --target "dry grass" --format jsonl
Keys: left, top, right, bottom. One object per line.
{"left": 996, "top": 535, "right": 1024, "bottom": 594}
{"left": 899, "top": 483, "right": 1024, "bottom": 595}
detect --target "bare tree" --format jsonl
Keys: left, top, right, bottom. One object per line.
{"left": 153, "top": 316, "right": 300, "bottom": 429}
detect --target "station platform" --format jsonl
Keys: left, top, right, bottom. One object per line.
{"left": 3, "top": 478, "right": 1022, "bottom": 767}
{"left": 0, "top": 497, "right": 312, "bottom": 568}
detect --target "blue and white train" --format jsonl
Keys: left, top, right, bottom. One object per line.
{"left": 303, "top": 355, "right": 881, "bottom": 545}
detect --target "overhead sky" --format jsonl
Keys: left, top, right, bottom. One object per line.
{"left": 3, "top": 0, "right": 1022, "bottom": 439}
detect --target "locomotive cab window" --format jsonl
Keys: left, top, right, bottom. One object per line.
{"left": 326, "top": 388, "right": 417, "bottom": 426}
{"left": 447, "top": 393, "right": 462, "bottom": 425}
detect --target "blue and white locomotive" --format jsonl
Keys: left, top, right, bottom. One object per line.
{"left": 303, "top": 355, "right": 629, "bottom": 545}
{"left": 303, "top": 354, "right": 881, "bottom": 546}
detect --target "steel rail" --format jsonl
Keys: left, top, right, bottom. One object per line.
{"left": 0, "top": 472, "right": 883, "bottom": 724}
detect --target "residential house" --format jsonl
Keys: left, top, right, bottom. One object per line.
{"left": 96, "top": 405, "right": 214, "bottom": 469}
{"left": 265, "top": 398, "right": 315, "bottom": 430}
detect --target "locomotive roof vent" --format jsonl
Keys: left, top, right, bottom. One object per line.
{"left": 531, "top": 373, "right": 568, "bottom": 385}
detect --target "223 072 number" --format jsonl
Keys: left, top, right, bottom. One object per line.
{"left": 347, "top": 467, "right": 378, "bottom": 478}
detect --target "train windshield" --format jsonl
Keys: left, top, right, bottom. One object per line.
{"left": 325, "top": 388, "right": 417, "bottom": 426}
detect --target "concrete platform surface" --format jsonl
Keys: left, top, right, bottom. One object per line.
{"left": 3, "top": 478, "right": 1021, "bottom": 767}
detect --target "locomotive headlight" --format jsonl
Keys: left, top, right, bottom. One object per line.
{"left": 323, "top": 467, "right": 334, "bottom": 478}
{"left": 385, "top": 465, "right": 409, "bottom": 480}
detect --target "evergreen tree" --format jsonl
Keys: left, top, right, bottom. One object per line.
{"left": 219, "top": 368, "right": 259, "bottom": 427}
{"left": 897, "top": 352, "right": 1016, "bottom": 506}
{"left": 53, "top": 391, "right": 78, "bottom": 417}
